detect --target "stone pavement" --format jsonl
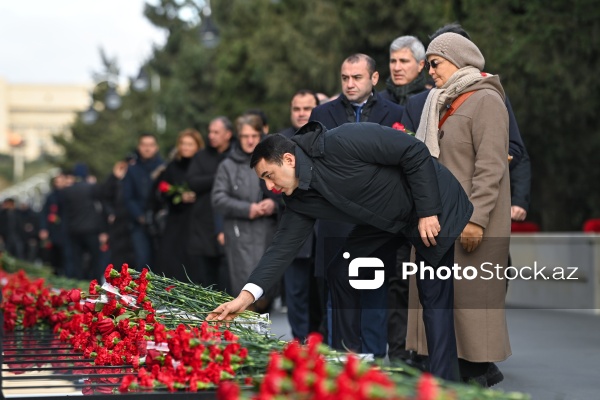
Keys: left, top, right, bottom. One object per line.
{"left": 268, "top": 307, "right": 600, "bottom": 400}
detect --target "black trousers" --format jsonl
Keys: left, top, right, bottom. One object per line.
{"left": 284, "top": 257, "right": 322, "bottom": 342}
{"left": 326, "top": 226, "right": 459, "bottom": 381}
{"left": 387, "top": 241, "right": 412, "bottom": 360}
{"left": 67, "top": 232, "right": 101, "bottom": 281}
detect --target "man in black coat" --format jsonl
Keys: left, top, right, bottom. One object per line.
{"left": 0, "top": 198, "right": 25, "bottom": 259}
{"left": 186, "top": 116, "right": 234, "bottom": 292}
{"left": 60, "top": 163, "right": 126, "bottom": 281}
{"left": 209, "top": 122, "right": 473, "bottom": 381}
{"left": 308, "top": 53, "right": 404, "bottom": 358}
{"left": 122, "top": 134, "right": 163, "bottom": 270}
{"left": 279, "top": 90, "right": 322, "bottom": 342}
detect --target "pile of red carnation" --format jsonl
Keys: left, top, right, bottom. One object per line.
{"left": 217, "top": 333, "right": 438, "bottom": 400}
{"left": 120, "top": 323, "right": 248, "bottom": 392}
{"left": 1, "top": 265, "right": 249, "bottom": 394}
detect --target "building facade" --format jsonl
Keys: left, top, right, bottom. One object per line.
{"left": 0, "top": 77, "right": 90, "bottom": 161}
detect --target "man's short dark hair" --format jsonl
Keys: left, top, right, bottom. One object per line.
{"left": 250, "top": 134, "right": 296, "bottom": 169}
{"left": 211, "top": 116, "right": 234, "bottom": 133}
{"left": 293, "top": 89, "right": 320, "bottom": 106}
{"left": 344, "top": 54, "right": 376, "bottom": 76}
{"left": 138, "top": 132, "right": 158, "bottom": 143}
{"left": 429, "top": 23, "right": 471, "bottom": 41}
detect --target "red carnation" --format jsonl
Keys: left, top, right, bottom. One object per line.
{"left": 66, "top": 289, "right": 81, "bottom": 303}
{"left": 416, "top": 373, "right": 438, "bottom": 400}
{"left": 392, "top": 122, "right": 405, "bottom": 131}
{"left": 217, "top": 381, "right": 240, "bottom": 400}
{"left": 96, "top": 318, "right": 116, "bottom": 335}
{"left": 158, "top": 181, "right": 171, "bottom": 193}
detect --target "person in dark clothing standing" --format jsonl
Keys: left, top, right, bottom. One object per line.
{"left": 39, "top": 173, "right": 70, "bottom": 275}
{"left": 60, "top": 163, "right": 125, "bottom": 281}
{"left": 279, "top": 89, "right": 322, "bottom": 342}
{"left": 103, "top": 158, "right": 136, "bottom": 269}
{"left": 309, "top": 54, "right": 404, "bottom": 129}
{"left": 378, "top": 35, "right": 430, "bottom": 365}
{"left": 186, "top": 117, "right": 234, "bottom": 292}
{"left": 309, "top": 53, "right": 404, "bottom": 358}
{"left": 0, "top": 198, "right": 25, "bottom": 258}
{"left": 18, "top": 203, "right": 40, "bottom": 262}
{"left": 208, "top": 123, "right": 474, "bottom": 381}
{"left": 505, "top": 98, "right": 531, "bottom": 222}
{"left": 122, "top": 133, "right": 163, "bottom": 271}
{"left": 153, "top": 129, "right": 205, "bottom": 281}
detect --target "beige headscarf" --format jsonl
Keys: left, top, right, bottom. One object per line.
{"left": 415, "top": 33, "right": 486, "bottom": 158}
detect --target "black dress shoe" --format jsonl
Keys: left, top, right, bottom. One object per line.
{"left": 404, "top": 353, "right": 429, "bottom": 372}
{"left": 387, "top": 349, "right": 412, "bottom": 363}
{"left": 485, "top": 363, "right": 504, "bottom": 387}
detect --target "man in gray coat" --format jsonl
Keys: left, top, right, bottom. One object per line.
{"left": 208, "top": 121, "right": 473, "bottom": 381}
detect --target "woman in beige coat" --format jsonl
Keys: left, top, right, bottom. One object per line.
{"left": 406, "top": 32, "right": 511, "bottom": 386}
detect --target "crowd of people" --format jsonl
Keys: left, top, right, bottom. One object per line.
{"left": 1, "top": 22, "right": 532, "bottom": 388}
{"left": 207, "top": 22, "right": 531, "bottom": 389}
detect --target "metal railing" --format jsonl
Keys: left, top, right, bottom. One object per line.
{"left": 0, "top": 168, "right": 60, "bottom": 211}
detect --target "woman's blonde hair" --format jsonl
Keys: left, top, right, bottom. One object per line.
{"left": 176, "top": 128, "right": 205, "bottom": 158}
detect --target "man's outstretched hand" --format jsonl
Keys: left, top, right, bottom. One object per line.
{"left": 206, "top": 290, "right": 255, "bottom": 322}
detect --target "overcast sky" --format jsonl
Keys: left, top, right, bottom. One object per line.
{"left": 0, "top": 1, "right": 167, "bottom": 84}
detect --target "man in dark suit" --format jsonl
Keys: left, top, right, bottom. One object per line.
{"left": 308, "top": 53, "right": 404, "bottom": 358}
{"left": 208, "top": 122, "right": 474, "bottom": 381}
{"left": 278, "top": 90, "right": 322, "bottom": 342}
{"left": 309, "top": 54, "right": 403, "bottom": 128}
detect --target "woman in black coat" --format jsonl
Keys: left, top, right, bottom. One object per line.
{"left": 153, "top": 129, "right": 204, "bottom": 281}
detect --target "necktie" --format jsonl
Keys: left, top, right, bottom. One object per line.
{"left": 353, "top": 104, "right": 363, "bottom": 122}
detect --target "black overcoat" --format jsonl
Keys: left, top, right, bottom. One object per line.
{"left": 247, "top": 122, "right": 473, "bottom": 291}
{"left": 309, "top": 92, "right": 405, "bottom": 276}
{"left": 186, "top": 145, "right": 231, "bottom": 257}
